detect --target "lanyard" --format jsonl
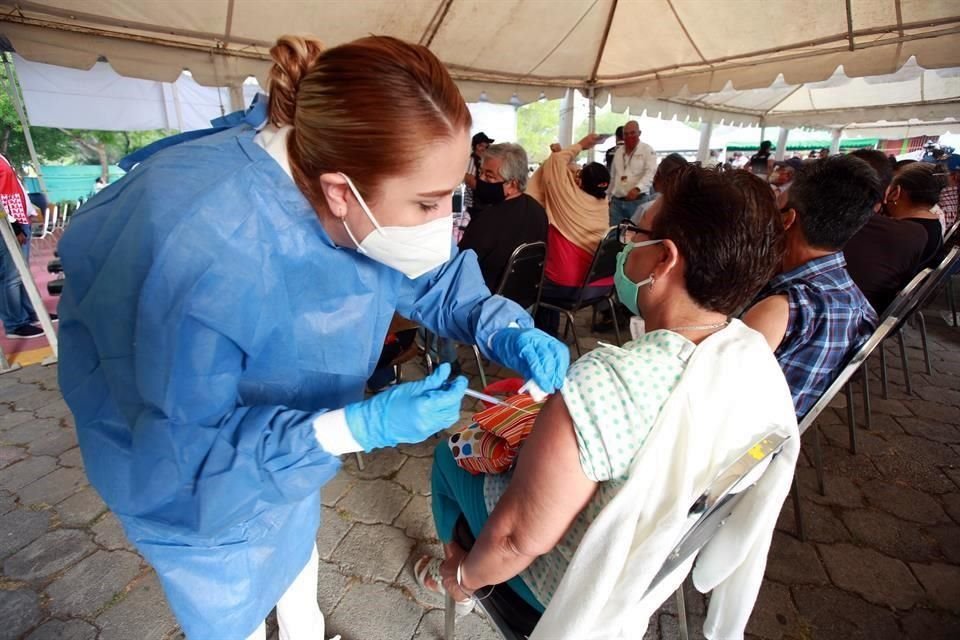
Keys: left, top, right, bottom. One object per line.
{"left": 621, "top": 147, "right": 638, "bottom": 177}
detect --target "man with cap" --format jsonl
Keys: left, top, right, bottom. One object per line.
{"left": 769, "top": 157, "right": 803, "bottom": 197}
{"left": 464, "top": 132, "right": 494, "bottom": 218}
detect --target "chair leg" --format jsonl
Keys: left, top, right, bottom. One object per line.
{"left": 948, "top": 275, "right": 958, "bottom": 327}
{"left": 675, "top": 585, "right": 689, "bottom": 640}
{"left": 472, "top": 345, "right": 488, "bottom": 390}
{"left": 444, "top": 594, "right": 456, "bottom": 640}
{"left": 861, "top": 368, "right": 871, "bottom": 434}
{"left": 880, "top": 344, "right": 889, "bottom": 400}
{"left": 918, "top": 311, "right": 932, "bottom": 375}
{"left": 564, "top": 311, "right": 582, "bottom": 357}
{"left": 608, "top": 296, "right": 623, "bottom": 346}
{"left": 897, "top": 330, "right": 912, "bottom": 395}
{"left": 812, "top": 423, "right": 825, "bottom": 496}
{"left": 791, "top": 475, "right": 805, "bottom": 542}
{"left": 355, "top": 452, "right": 365, "bottom": 471}
{"left": 844, "top": 384, "right": 857, "bottom": 456}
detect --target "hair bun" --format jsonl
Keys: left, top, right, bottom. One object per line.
{"left": 268, "top": 35, "right": 325, "bottom": 126}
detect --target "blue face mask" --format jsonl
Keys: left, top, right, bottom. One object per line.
{"left": 615, "top": 240, "right": 663, "bottom": 315}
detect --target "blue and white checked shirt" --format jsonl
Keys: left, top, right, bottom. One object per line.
{"left": 758, "top": 252, "right": 878, "bottom": 418}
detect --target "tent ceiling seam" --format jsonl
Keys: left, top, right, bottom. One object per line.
{"left": 845, "top": 0, "right": 855, "bottom": 51}
{"left": 763, "top": 85, "right": 804, "bottom": 116}
{"left": 419, "top": 0, "right": 454, "bottom": 48}
{"left": 223, "top": 0, "right": 235, "bottom": 44}
{"left": 524, "top": 0, "right": 601, "bottom": 77}
{"left": 588, "top": 0, "right": 617, "bottom": 84}
{"left": 666, "top": 0, "right": 707, "bottom": 63}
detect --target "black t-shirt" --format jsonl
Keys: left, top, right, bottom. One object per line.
{"left": 905, "top": 217, "right": 944, "bottom": 267}
{"left": 749, "top": 151, "right": 771, "bottom": 175}
{"left": 458, "top": 193, "right": 548, "bottom": 291}
{"left": 843, "top": 214, "right": 928, "bottom": 313}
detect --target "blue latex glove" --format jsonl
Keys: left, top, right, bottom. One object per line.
{"left": 489, "top": 327, "right": 570, "bottom": 394}
{"left": 345, "top": 363, "right": 468, "bottom": 452}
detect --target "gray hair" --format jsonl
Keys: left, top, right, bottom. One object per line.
{"left": 485, "top": 143, "right": 529, "bottom": 191}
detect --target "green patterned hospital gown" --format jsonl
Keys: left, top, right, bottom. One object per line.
{"left": 483, "top": 330, "right": 695, "bottom": 606}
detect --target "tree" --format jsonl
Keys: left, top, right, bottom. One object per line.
{"left": 517, "top": 99, "right": 561, "bottom": 164}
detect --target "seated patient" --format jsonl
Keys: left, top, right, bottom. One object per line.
{"left": 418, "top": 166, "right": 798, "bottom": 638}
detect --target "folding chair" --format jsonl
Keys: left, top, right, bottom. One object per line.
{"left": 470, "top": 241, "right": 547, "bottom": 389}
{"left": 444, "top": 429, "right": 792, "bottom": 640}
{"left": 874, "top": 269, "right": 930, "bottom": 400}
{"left": 539, "top": 229, "right": 623, "bottom": 357}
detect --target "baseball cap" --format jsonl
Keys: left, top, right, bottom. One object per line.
{"left": 472, "top": 132, "right": 495, "bottom": 146}
{"left": 774, "top": 158, "right": 804, "bottom": 172}
{"left": 945, "top": 154, "right": 960, "bottom": 172}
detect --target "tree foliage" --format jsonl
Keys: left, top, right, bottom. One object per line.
{"left": 517, "top": 99, "right": 561, "bottom": 164}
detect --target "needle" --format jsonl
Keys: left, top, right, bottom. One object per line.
{"left": 463, "top": 388, "right": 538, "bottom": 415}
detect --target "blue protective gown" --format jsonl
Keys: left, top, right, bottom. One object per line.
{"left": 57, "top": 125, "right": 532, "bottom": 638}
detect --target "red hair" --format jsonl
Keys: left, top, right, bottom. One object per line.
{"left": 267, "top": 35, "right": 472, "bottom": 205}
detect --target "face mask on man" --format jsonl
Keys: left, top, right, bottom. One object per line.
{"left": 474, "top": 177, "right": 507, "bottom": 206}
{"left": 614, "top": 239, "right": 663, "bottom": 315}
{"left": 339, "top": 173, "right": 452, "bottom": 279}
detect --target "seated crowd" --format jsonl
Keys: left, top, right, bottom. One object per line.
{"left": 396, "top": 132, "right": 956, "bottom": 636}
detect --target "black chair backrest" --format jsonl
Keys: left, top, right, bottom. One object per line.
{"left": 943, "top": 217, "right": 960, "bottom": 246}
{"left": 495, "top": 241, "right": 547, "bottom": 310}
{"left": 880, "top": 268, "right": 932, "bottom": 323}
{"left": 581, "top": 228, "right": 623, "bottom": 288}
{"left": 893, "top": 246, "right": 960, "bottom": 333}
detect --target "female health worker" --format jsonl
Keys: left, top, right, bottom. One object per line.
{"left": 57, "top": 35, "right": 568, "bottom": 639}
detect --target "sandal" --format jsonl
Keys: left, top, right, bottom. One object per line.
{"left": 413, "top": 555, "right": 475, "bottom": 615}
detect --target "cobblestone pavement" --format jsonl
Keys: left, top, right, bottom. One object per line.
{"left": 1, "top": 304, "right": 958, "bottom": 639}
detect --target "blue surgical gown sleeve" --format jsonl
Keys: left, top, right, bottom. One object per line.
{"left": 131, "top": 257, "right": 341, "bottom": 537}
{"left": 395, "top": 245, "right": 533, "bottom": 360}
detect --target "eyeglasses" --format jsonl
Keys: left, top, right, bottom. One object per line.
{"left": 617, "top": 220, "right": 653, "bottom": 245}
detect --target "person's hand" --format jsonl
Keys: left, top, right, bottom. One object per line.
{"left": 15, "top": 231, "right": 26, "bottom": 245}
{"left": 489, "top": 327, "right": 570, "bottom": 394}
{"left": 345, "top": 363, "right": 467, "bottom": 452}
{"left": 440, "top": 542, "right": 473, "bottom": 601}
{"left": 625, "top": 187, "right": 641, "bottom": 201}
{"left": 549, "top": 143, "right": 562, "bottom": 153}
{"left": 577, "top": 133, "right": 602, "bottom": 150}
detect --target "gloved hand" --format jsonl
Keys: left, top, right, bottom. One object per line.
{"left": 345, "top": 363, "right": 468, "bottom": 452}
{"left": 489, "top": 327, "right": 570, "bottom": 394}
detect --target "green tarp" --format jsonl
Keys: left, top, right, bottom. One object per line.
{"left": 25, "top": 165, "right": 125, "bottom": 202}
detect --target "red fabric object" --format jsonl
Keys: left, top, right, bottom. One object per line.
{"left": 545, "top": 225, "right": 592, "bottom": 287}
{"left": 0, "top": 155, "right": 31, "bottom": 225}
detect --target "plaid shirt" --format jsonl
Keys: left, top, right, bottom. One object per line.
{"left": 759, "top": 252, "right": 878, "bottom": 418}
{"left": 940, "top": 185, "right": 958, "bottom": 229}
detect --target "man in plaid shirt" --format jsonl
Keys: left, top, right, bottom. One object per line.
{"left": 744, "top": 156, "right": 880, "bottom": 418}
{"left": 939, "top": 154, "right": 959, "bottom": 231}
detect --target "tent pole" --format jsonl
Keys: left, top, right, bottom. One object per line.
{"left": 0, "top": 207, "right": 58, "bottom": 363}
{"left": 587, "top": 87, "right": 597, "bottom": 163}
{"left": 775, "top": 128, "right": 790, "bottom": 161}
{"left": 558, "top": 88, "right": 575, "bottom": 149}
{"left": 1, "top": 55, "right": 48, "bottom": 197}
{"left": 697, "top": 119, "right": 714, "bottom": 165}
{"left": 830, "top": 128, "right": 842, "bottom": 155}
{"left": 229, "top": 83, "right": 245, "bottom": 113}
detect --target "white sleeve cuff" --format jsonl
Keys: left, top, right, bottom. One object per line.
{"left": 312, "top": 409, "right": 364, "bottom": 455}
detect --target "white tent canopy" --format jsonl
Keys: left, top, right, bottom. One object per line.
{"left": 13, "top": 54, "right": 261, "bottom": 131}
{"left": 2, "top": 0, "right": 959, "bottom": 107}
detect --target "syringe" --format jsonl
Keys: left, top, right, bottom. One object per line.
{"left": 462, "top": 388, "right": 538, "bottom": 415}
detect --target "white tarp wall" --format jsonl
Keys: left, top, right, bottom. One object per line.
{"left": 13, "top": 54, "right": 261, "bottom": 132}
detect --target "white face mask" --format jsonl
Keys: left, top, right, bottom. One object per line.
{"left": 338, "top": 173, "right": 452, "bottom": 279}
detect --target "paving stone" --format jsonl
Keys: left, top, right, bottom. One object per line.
{"left": 3, "top": 527, "right": 96, "bottom": 582}
{"left": 885, "top": 433, "right": 959, "bottom": 468}
{"left": 393, "top": 494, "right": 437, "bottom": 542}
{"left": 327, "top": 581, "right": 423, "bottom": 640}
{"left": 817, "top": 543, "right": 924, "bottom": 609}
{"left": 34, "top": 398, "right": 72, "bottom": 420}
{"left": 0, "top": 506, "right": 51, "bottom": 559}
{"left": 927, "top": 524, "right": 960, "bottom": 563}
{"left": 27, "top": 426, "right": 78, "bottom": 457}
{"left": 398, "top": 438, "right": 444, "bottom": 459}
{"left": 872, "top": 453, "right": 957, "bottom": 494}
{"left": 337, "top": 478, "right": 411, "bottom": 525}
{"left": 395, "top": 455, "right": 433, "bottom": 496}
{"left": 92, "top": 512, "right": 135, "bottom": 551}
{"left": 46, "top": 549, "right": 142, "bottom": 616}
{"left": 816, "top": 442, "right": 884, "bottom": 480}
{"left": 320, "top": 471, "right": 354, "bottom": 507}
{"left": 414, "top": 608, "right": 500, "bottom": 640}
{"left": 0, "top": 381, "right": 45, "bottom": 404}
{"left": 659, "top": 612, "right": 706, "bottom": 640}
{"left": 0, "top": 456, "right": 57, "bottom": 491}
{"left": 942, "top": 493, "right": 960, "bottom": 524}
{"left": 0, "top": 492, "right": 14, "bottom": 514}
{"left": 12, "top": 363, "right": 59, "bottom": 386}
{"left": 765, "top": 532, "right": 829, "bottom": 585}
{"left": 342, "top": 447, "right": 407, "bottom": 480}
{"left": 0, "top": 406, "right": 35, "bottom": 430}
{"left": 96, "top": 572, "right": 179, "bottom": 640}
{"left": 0, "top": 588, "right": 41, "bottom": 639}
{"left": 316, "top": 558, "right": 349, "bottom": 613}
{"left": 909, "top": 400, "right": 960, "bottom": 424}
{"left": 841, "top": 508, "right": 942, "bottom": 564}
{"left": 333, "top": 523, "right": 414, "bottom": 582}
{"left": 945, "top": 466, "right": 960, "bottom": 491}
{"left": 864, "top": 396, "right": 913, "bottom": 417}
{"left": 56, "top": 487, "right": 107, "bottom": 527}
{"left": 791, "top": 585, "right": 902, "bottom": 640}
{"left": 25, "top": 618, "right": 98, "bottom": 640}
{"left": 915, "top": 385, "right": 960, "bottom": 406}
{"left": 19, "top": 466, "right": 86, "bottom": 506}
{"left": 860, "top": 478, "right": 949, "bottom": 525}
{"left": 316, "top": 507, "right": 352, "bottom": 560}
{"left": 795, "top": 468, "right": 864, "bottom": 509}
{"left": 744, "top": 580, "right": 802, "bottom": 640}
{"left": 896, "top": 417, "right": 960, "bottom": 444}
{"left": 0, "top": 444, "right": 27, "bottom": 468}
{"left": 900, "top": 607, "right": 960, "bottom": 640}
{"left": 12, "top": 388, "right": 64, "bottom": 412}
{"left": 57, "top": 446, "right": 84, "bottom": 469}
{"left": 910, "top": 562, "right": 960, "bottom": 613}
{"left": 1, "top": 418, "right": 60, "bottom": 446}
{"left": 820, "top": 424, "right": 889, "bottom": 455}
{"left": 789, "top": 501, "right": 851, "bottom": 543}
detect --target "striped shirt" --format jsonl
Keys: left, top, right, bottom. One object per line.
{"left": 758, "top": 252, "right": 878, "bottom": 418}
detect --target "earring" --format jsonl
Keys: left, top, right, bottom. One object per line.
{"left": 649, "top": 275, "right": 655, "bottom": 290}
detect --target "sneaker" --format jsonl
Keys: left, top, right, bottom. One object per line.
{"left": 31, "top": 313, "right": 58, "bottom": 324}
{"left": 6, "top": 324, "right": 44, "bottom": 339}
